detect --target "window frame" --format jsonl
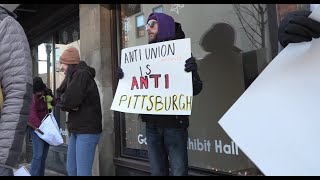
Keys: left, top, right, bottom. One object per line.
{"left": 135, "top": 13, "right": 146, "bottom": 38}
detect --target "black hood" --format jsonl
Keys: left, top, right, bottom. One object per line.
{"left": 175, "top": 22, "right": 185, "bottom": 40}
{"left": 76, "top": 61, "right": 96, "bottom": 78}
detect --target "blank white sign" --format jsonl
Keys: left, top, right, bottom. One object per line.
{"left": 219, "top": 7, "right": 320, "bottom": 176}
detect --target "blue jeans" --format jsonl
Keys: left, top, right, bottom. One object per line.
{"left": 146, "top": 123, "right": 189, "bottom": 176}
{"left": 30, "top": 131, "right": 50, "bottom": 176}
{"left": 67, "top": 133, "right": 100, "bottom": 176}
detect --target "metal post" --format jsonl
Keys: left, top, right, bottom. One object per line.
{"left": 45, "top": 43, "right": 52, "bottom": 88}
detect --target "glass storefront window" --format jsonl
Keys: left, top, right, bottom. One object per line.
{"left": 119, "top": 4, "right": 309, "bottom": 175}
{"left": 30, "top": 21, "right": 80, "bottom": 145}
{"left": 36, "top": 36, "right": 53, "bottom": 89}
{"left": 136, "top": 14, "right": 145, "bottom": 38}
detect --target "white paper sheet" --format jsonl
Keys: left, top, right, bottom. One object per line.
{"left": 14, "top": 166, "right": 31, "bottom": 176}
{"left": 219, "top": 6, "right": 320, "bottom": 176}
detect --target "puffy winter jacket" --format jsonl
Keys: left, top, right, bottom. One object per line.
{"left": 0, "top": 7, "right": 33, "bottom": 168}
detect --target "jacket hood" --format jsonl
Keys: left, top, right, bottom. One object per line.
{"left": 76, "top": 61, "right": 96, "bottom": 78}
{"left": 175, "top": 22, "right": 185, "bottom": 40}
{"left": 0, "top": 6, "right": 17, "bottom": 19}
{"left": 147, "top": 13, "right": 175, "bottom": 43}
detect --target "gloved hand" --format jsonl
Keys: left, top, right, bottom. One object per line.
{"left": 278, "top": 10, "right": 320, "bottom": 48}
{"left": 184, "top": 57, "right": 198, "bottom": 72}
{"left": 116, "top": 67, "right": 124, "bottom": 79}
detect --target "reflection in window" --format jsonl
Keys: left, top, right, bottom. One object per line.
{"left": 153, "top": 6, "right": 163, "bottom": 13}
{"left": 125, "top": 4, "right": 141, "bottom": 17}
{"left": 136, "top": 14, "right": 145, "bottom": 38}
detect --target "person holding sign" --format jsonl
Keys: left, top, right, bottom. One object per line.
{"left": 56, "top": 47, "right": 102, "bottom": 176}
{"left": 278, "top": 10, "right": 320, "bottom": 48}
{"left": 117, "top": 12, "right": 202, "bottom": 176}
{"left": 27, "top": 77, "right": 56, "bottom": 176}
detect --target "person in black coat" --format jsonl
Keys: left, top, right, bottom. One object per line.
{"left": 117, "top": 12, "right": 202, "bottom": 176}
{"left": 56, "top": 47, "right": 102, "bottom": 176}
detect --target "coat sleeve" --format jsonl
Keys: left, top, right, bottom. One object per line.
{"left": 192, "top": 70, "right": 203, "bottom": 96}
{"left": 188, "top": 53, "right": 203, "bottom": 96}
{"left": 51, "top": 95, "right": 57, "bottom": 107}
{"left": 58, "top": 70, "right": 89, "bottom": 111}
{"left": 27, "top": 96, "right": 41, "bottom": 128}
{"left": 0, "top": 16, "right": 33, "bottom": 167}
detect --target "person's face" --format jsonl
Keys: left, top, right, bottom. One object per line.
{"left": 146, "top": 20, "right": 158, "bottom": 43}
{"left": 60, "top": 63, "right": 69, "bottom": 75}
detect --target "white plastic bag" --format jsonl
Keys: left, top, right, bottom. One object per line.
{"left": 14, "top": 166, "right": 30, "bottom": 176}
{"left": 35, "top": 113, "right": 63, "bottom": 146}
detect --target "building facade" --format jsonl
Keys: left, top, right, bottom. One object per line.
{"left": 10, "top": 4, "right": 310, "bottom": 176}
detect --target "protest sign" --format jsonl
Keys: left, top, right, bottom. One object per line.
{"left": 111, "top": 38, "right": 193, "bottom": 115}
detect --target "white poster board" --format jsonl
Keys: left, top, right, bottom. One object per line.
{"left": 111, "top": 38, "right": 193, "bottom": 115}
{"left": 218, "top": 7, "right": 320, "bottom": 176}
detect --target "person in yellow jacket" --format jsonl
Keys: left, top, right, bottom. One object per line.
{"left": 46, "top": 95, "right": 53, "bottom": 111}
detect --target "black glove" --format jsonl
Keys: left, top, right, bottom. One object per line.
{"left": 116, "top": 67, "right": 124, "bottom": 79}
{"left": 184, "top": 57, "right": 198, "bottom": 72}
{"left": 278, "top": 10, "right": 320, "bottom": 48}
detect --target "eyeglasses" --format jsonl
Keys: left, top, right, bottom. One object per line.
{"left": 146, "top": 21, "right": 158, "bottom": 30}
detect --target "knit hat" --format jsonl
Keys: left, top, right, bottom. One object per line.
{"left": 33, "top": 77, "right": 46, "bottom": 93}
{"left": 59, "top": 47, "right": 80, "bottom": 65}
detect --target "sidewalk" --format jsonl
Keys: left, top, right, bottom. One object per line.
{"left": 14, "top": 163, "right": 65, "bottom": 176}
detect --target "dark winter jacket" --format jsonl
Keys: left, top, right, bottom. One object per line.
{"left": 141, "top": 13, "right": 203, "bottom": 128}
{"left": 57, "top": 61, "right": 102, "bottom": 134}
{"left": 28, "top": 90, "right": 56, "bottom": 128}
